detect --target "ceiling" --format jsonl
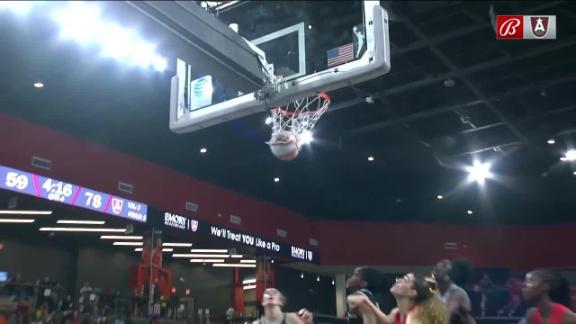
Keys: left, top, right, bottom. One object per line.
{"left": 1, "top": 1, "right": 575, "bottom": 225}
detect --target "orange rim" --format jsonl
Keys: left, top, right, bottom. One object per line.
{"left": 273, "top": 92, "right": 330, "bottom": 117}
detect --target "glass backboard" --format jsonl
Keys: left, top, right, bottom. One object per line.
{"left": 170, "top": 0, "right": 390, "bottom": 134}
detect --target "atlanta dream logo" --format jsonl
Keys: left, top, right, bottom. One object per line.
{"left": 530, "top": 17, "right": 549, "bottom": 37}
{"left": 111, "top": 198, "right": 124, "bottom": 215}
{"left": 189, "top": 219, "right": 198, "bottom": 232}
{"left": 496, "top": 15, "right": 556, "bottom": 40}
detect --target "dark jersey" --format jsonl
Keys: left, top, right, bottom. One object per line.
{"left": 347, "top": 289, "right": 379, "bottom": 324}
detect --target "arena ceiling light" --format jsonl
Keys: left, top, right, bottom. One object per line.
{"left": 0, "top": 210, "right": 52, "bottom": 215}
{"left": 174, "top": 254, "right": 230, "bottom": 258}
{"left": 466, "top": 161, "right": 493, "bottom": 185}
{"left": 190, "top": 249, "right": 228, "bottom": 253}
{"left": 0, "top": 219, "right": 35, "bottom": 223}
{"left": 101, "top": 235, "right": 143, "bottom": 240}
{"left": 135, "top": 248, "right": 143, "bottom": 252}
{"left": 243, "top": 284, "right": 256, "bottom": 290}
{"left": 213, "top": 263, "right": 256, "bottom": 268}
{"left": 240, "top": 260, "right": 256, "bottom": 264}
{"left": 230, "top": 254, "right": 243, "bottom": 258}
{"left": 51, "top": 2, "right": 167, "bottom": 72}
{"left": 190, "top": 259, "right": 225, "bottom": 263}
{"left": 57, "top": 220, "right": 105, "bottom": 225}
{"left": 162, "top": 248, "right": 173, "bottom": 252}
{"left": 113, "top": 242, "right": 143, "bottom": 246}
{"left": 39, "top": 227, "right": 126, "bottom": 233}
{"left": 163, "top": 243, "right": 193, "bottom": 247}
{"left": 560, "top": 150, "right": 576, "bottom": 162}
{"left": 242, "top": 278, "right": 256, "bottom": 284}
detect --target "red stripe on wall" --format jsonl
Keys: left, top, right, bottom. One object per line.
{"left": 0, "top": 113, "right": 313, "bottom": 247}
{"left": 3, "top": 112, "right": 576, "bottom": 269}
{"left": 315, "top": 221, "right": 576, "bottom": 269}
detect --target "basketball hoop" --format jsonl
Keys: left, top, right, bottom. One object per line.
{"left": 267, "top": 92, "right": 330, "bottom": 160}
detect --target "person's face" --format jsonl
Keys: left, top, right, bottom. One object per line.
{"left": 262, "top": 288, "right": 283, "bottom": 307}
{"left": 346, "top": 268, "right": 366, "bottom": 291}
{"left": 432, "top": 262, "right": 451, "bottom": 285}
{"left": 390, "top": 273, "right": 415, "bottom": 298}
{"left": 522, "top": 272, "right": 547, "bottom": 301}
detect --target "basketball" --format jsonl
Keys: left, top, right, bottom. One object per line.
{"left": 269, "top": 132, "right": 300, "bottom": 161}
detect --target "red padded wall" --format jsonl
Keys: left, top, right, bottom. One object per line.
{"left": 0, "top": 113, "right": 313, "bottom": 247}
{"left": 315, "top": 221, "right": 576, "bottom": 269}
{"left": 2, "top": 112, "right": 576, "bottom": 269}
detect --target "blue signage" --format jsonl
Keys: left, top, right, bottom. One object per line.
{"left": 0, "top": 165, "right": 147, "bottom": 222}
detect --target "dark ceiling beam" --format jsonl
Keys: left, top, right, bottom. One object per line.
{"left": 329, "top": 97, "right": 366, "bottom": 113}
{"left": 434, "top": 102, "right": 576, "bottom": 158}
{"left": 460, "top": 8, "right": 512, "bottom": 59}
{"left": 216, "top": 1, "right": 251, "bottom": 14}
{"left": 329, "top": 37, "right": 576, "bottom": 119}
{"left": 346, "top": 76, "right": 576, "bottom": 136}
{"left": 460, "top": 122, "right": 507, "bottom": 135}
{"left": 347, "top": 99, "right": 484, "bottom": 135}
{"left": 398, "top": 15, "right": 529, "bottom": 143}
{"left": 451, "top": 103, "right": 576, "bottom": 139}
{"left": 125, "top": 1, "right": 265, "bottom": 92}
{"left": 384, "top": 1, "right": 464, "bottom": 18}
{"left": 390, "top": 1, "right": 564, "bottom": 57}
{"left": 534, "top": 104, "right": 576, "bottom": 121}
{"left": 560, "top": 7, "right": 576, "bottom": 19}
{"left": 453, "top": 141, "right": 523, "bottom": 157}
{"left": 325, "top": 4, "right": 575, "bottom": 118}
{"left": 378, "top": 37, "right": 576, "bottom": 98}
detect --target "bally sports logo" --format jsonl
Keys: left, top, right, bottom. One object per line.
{"left": 496, "top": 15, "right": 556, "bottom": 40}
{"left": 164, "top": 212, "right": 198, "bottom": 232}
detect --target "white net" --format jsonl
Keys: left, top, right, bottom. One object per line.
{"left": 268, "top": 92, "right": 331, "bottom": 145}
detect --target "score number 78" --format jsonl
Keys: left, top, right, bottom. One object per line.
{"left": 84, "top": 191, "right": 103, "bottom": 209}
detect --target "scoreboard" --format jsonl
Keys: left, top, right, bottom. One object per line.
{"left": 0, "top": 165, "right": 147, "bottom": 223}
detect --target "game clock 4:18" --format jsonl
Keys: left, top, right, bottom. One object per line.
{"left": 0, "top": 164, "right": 147, "bottom": 223}
{"left": 41, "top": 179, "right": 74, "bottom": 202}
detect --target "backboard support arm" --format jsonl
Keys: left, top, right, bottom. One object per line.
{"left": 168, "top": 1, "right": 391, "bottom": 134}
{"left": 126, "top": 1, "right": 266, "bottom": 92}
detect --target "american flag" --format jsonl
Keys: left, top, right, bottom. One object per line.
{"left": 327, "top": 43, "right": 354, "bottom": 67}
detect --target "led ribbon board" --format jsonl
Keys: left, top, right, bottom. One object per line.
{"left": 0, "top": 165, "right": 147, "bottom": 222}
{"left": 205, "top": 224, "right": 316, "bottom": 262}
{"left": 154, "top": 209, "right": 316, "bottom": 262}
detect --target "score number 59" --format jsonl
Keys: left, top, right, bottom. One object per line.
{"left": 5, "top": 172, "right": 29, "bottom": 190}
